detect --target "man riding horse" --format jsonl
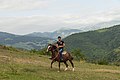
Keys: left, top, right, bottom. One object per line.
{"left": 49, "top": 36, "right": 65, "bottom": 61}
{"left": 56, "top": 36, "right": 65, "bottom": 61}
{"left": 47, "top": 36, "right": 74, "bottom": 72}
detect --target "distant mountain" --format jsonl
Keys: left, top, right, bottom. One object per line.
{"left": 0, "top": 32, "right": 54, "bottom": 50}
{"left": 26, "top": 29, "right": 82, "bottom": 39}
{"left": 64, "top": 24, "right": 120, "bottom": 64}
{"left": 0, "top": 28, "right": 82, "bottom": 50}
{"left": 82, "top": 20, "right": 120, "bottom": 31}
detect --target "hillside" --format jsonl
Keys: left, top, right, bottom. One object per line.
{"left": 0, "top": 45, "right": 120, "bottom": 80}
{"left": 26, "top": 29, "right": 82, "bottom": 39}
{"left": 0, "top": 28, "right": 82, "bottom": 50}
{"left": 0, "top": 32, "right": 54, "bottom": 50}
{"left": 64, "top": 25, "right": 120, "bottom": 64}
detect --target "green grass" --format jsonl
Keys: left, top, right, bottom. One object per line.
{"left": 0, "top": 48, "right": 120, "bottom": 80}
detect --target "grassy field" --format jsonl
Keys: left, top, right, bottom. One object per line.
{"left": 0, "top": 48, "right": 120, "bottom": 80}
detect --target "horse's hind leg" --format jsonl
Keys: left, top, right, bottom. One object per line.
{"left": 69, "top": 60, "right": 75, "bottom": 71}
{"left": 64, "top": 61, "right": 69, "bottom": 71}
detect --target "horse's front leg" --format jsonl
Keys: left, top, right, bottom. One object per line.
{"left": 58, "top": 62, "right": 60, "bottom": 72}
{"left": 51, "top": 60, "right": 55, "bottom": 68}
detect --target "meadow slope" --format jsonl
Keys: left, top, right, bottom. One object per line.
{"left": 0, "top": 47, "right": 120, "bottom": 80}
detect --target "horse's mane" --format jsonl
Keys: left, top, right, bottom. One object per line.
{"left": 52, "top": 44, "right": 57, "bottom": 49}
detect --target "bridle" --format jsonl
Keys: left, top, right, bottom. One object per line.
{"left": 47, "top": 45, "right": 58, "bottom": 53}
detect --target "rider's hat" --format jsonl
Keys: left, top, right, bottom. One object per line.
{"left": 58, "top": 36, "right": 61, "bottom": 39}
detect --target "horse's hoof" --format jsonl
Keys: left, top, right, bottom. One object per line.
{"left": 64, "top": 68, "right": 68, "bottom": 71}
{"left": 72, "top": 68, "right": 75, "bottom": 72}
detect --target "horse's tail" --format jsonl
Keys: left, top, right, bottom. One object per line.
{"left": 71, "top": 56, "right": 74, "bottom": 60}
{"left": 68, "top": 52, "right": 74, "bottom": 60}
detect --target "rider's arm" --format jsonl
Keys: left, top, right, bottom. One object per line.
{"left": 58, "top": 43, "right": 65, "bottom": 48}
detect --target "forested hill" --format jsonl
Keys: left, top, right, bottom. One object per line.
{"left": 64, "top": 25, "right": 120, "bottom": 64}
{"left": 0, "top": 32, "right": 54, "bottom": 50}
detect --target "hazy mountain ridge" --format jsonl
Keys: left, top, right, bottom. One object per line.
{"left": 0, "top": 28, "right": 82, "bottom": 50}
{"left": 26, "top": 29, "right": 82, "bottom": 39}
{"left": 82, "top": 20, "right": 120, "bottom": 31}
{"left": 0, "top": 32, "right": 54, "bottom": 50}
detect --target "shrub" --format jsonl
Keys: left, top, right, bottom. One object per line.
{"left": 71, "top": 49, "right": 86, "bottom": 61}
{"left": 97, "top": 60, "right": 109, "bottom": 65}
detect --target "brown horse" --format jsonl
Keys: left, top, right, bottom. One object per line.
{"left": 46, "top": 44, "right": 74, "bottom": 72}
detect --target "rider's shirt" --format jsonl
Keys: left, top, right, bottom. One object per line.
{"left": 57, "top": 41, "right": 64, "bottom": 50}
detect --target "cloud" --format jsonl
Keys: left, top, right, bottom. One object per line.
{"left": 0, "top": 0, "right": 53, "bottom": 11}
{"left": 0, "top": 8, "right": 120, "bottom": 34}
{"left": 0, "top": 15, "right": 66, "bottom": 34}
{"left": 64, "top": 8, "right": 120, "bottom": 25}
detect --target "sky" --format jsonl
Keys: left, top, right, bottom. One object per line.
{"left": 0, "top": 0, "right": 120, "bottom": 35}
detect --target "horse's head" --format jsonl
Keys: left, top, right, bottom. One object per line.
{"left": 46, "top": 44, "right": 52, "bottom": 52}
{"left": 46, "top": 44, "right": 57, "bottom": 53}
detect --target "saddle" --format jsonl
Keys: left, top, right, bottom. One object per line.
{"left": 49, "top": 51, "right": 67, "bottom": 60}
{"left": 62, "top": 51, "right": 67, "bottom": 55}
